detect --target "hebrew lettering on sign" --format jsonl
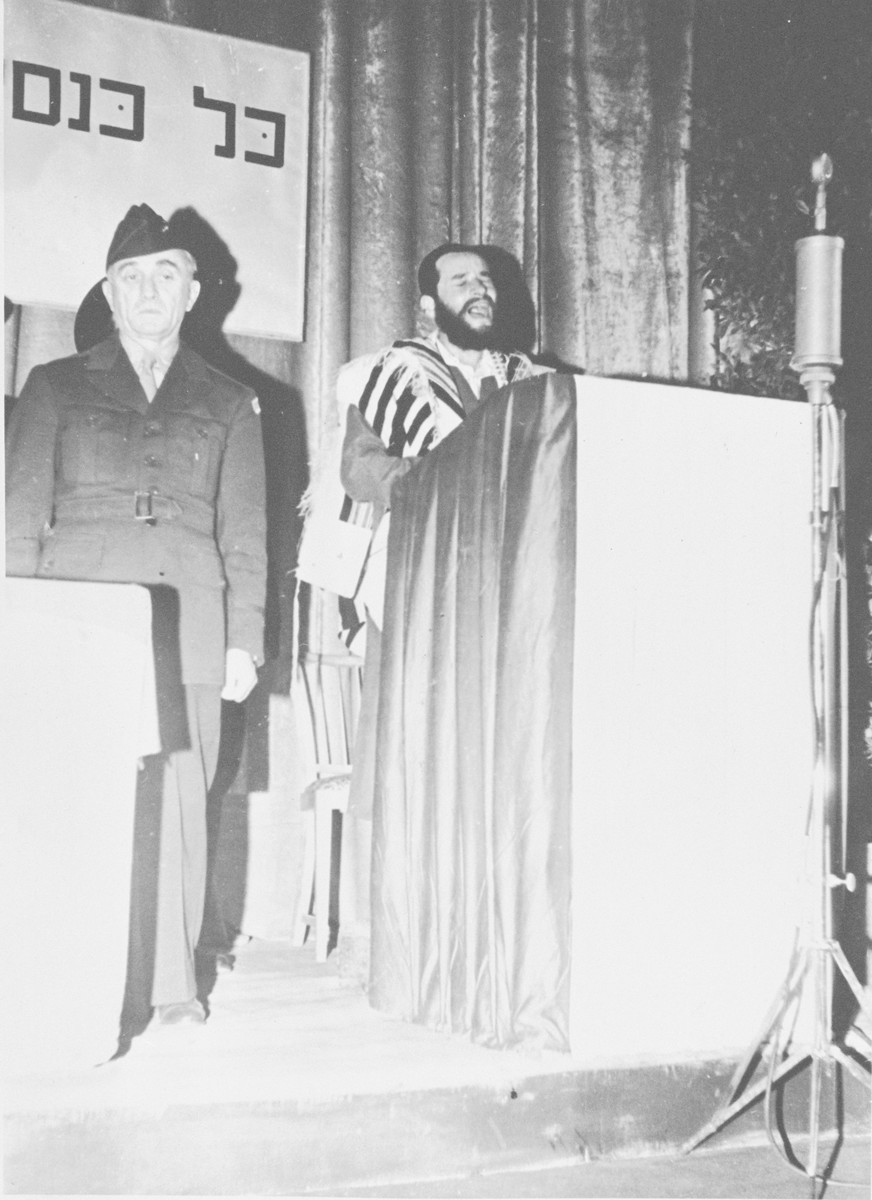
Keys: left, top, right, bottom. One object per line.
{"left": 11, "top": 62, "right": 287, "bottom": 167}
{"left": 12, "top": 62, "right": 144, "bottom": 141}
{"left": 192, "top": 90, "right": 286, "bottom": 168}
{"left": 243, "top": 106, "right": 285, "bottom": 168}
{"left": 98, "top": 78, "right": 145, "bottom": 141}
{"left": 12, "top": 61, "right": 61, "bottom": 125}
{"left": 192, "top": 85, "right": 236, "bottom": 158}
{"left": 68, "top": 72, "right": 91, "bottom": 131}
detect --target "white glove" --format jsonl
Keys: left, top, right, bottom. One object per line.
{"left": 221, "top": 647, "right": 258, "bottom": 703}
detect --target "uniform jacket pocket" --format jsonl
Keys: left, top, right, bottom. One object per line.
{"left": 164, "top": 413, "right": 225, "bottom": 499}
{"left": 60, "top": 406, "right": 133, "bottom": 487}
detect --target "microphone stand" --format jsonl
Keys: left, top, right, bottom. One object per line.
{"left": 680, "top": 157, "right": 872, "bottom": 1198}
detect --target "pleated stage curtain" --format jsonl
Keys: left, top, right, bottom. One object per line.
{"left": 322, "top": 0, "right": 694, "bottom": 377}
{"left": 369, "top": 374, "right": 577, "bottom": 1051}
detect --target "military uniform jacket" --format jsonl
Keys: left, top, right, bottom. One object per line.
{"left": 5, "top": 334, "right": 267, "bottom": 686}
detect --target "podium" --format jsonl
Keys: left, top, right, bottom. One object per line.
{"left": 1, "top": 579, "right": 159, "bottom": 1074}
{"left": 368, "top": 373, "right": 814, "bottom": 1060}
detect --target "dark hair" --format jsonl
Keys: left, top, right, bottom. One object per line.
{"left": 417, "top": 242, "right": 487, "bottom": 299}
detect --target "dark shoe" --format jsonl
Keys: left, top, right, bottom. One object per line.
{"left": 155, "top": 999, "right": 206, "bottom": 1026}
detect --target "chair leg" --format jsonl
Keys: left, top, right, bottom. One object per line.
{"left": 293, "top": 809, "right": 315, "bottom": 947}
{"left": 314, "top": 791, "right": 334, "bottom": 962}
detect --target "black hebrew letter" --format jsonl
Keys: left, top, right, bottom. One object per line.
{"left": 12, "top": 61, "right": 61, "bottom": 125}
{"left": 244, "top": 106, "right": 285, "bottom": 168}
{"left": 68, "top": 72, "right": 91, "bottom": 132}
{"left": 98, "top": 79, "right": 145, "bottom": 141}
{"left": 193, "top": 86, "right": 236, "bottom": 158}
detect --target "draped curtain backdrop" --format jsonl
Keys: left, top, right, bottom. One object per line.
{"left": 6, "top": 0, "right": 694, "bottom": 664}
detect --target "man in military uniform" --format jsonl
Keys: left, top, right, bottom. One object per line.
{"left": 5, "top": 204, "right": 267, "bottom": 1029}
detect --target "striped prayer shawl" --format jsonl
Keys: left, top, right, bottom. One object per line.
{"left": 332, "top": 337, "right": 533, "bottom": 637}
{"left": 358, "top": 336, "right": 533, "bottom": 458}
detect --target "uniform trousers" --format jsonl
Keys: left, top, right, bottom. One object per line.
{"left": 123, "top": 683, "right": 222, "bottom": 1025}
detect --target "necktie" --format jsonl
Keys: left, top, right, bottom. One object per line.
{"left": 139, "top": 358, "right": 158, "bottom": 402}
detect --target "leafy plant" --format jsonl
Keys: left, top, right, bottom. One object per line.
{"left": 691, "top": 0, "right": 872, "bottom": 402}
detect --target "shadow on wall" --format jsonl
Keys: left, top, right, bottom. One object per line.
{"left": 482, "top": 245, "right": 537, "bottom": 357}
{"left": 480, "top": 245, "right": 583, "bottom": 374}
{"left": 170, "top": 207, "right": 308, "bottom": 797}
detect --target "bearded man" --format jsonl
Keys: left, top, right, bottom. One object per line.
{"left": 336, "top": 244, "right": 536, "bottom": 640}
{"left": 340, "top": 243, "right": 535, "bottom": 521}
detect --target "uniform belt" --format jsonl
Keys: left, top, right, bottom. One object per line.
{"left": 133, "top": 491, "right": 179, "bottom": 523}
{"left": 55, "top": 493, "right": 214, "bottom": 532}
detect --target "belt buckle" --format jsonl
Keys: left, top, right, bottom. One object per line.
{"left": 134, "top": 491, "right": 156, "bottom": 524}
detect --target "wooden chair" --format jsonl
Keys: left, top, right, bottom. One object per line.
{"left": 292, "top": 652, "right": 364, "bottom": 961}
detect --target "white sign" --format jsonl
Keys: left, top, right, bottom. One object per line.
{"left": 4, "top": 0, "right": 309, "bottom": 340}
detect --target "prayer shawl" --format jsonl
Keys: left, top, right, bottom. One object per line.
{"left": 296, "top": 337, "right": 534, "bottom": 603}
{"left": 358, "top": 336, "right": 533, "bottom": 455}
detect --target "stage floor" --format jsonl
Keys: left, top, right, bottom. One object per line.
{"left": 5, "top": 936, "right": 580, "bottom": 1113}
{"left": 3, "top": 936, "right": 869, "bottom": 1196}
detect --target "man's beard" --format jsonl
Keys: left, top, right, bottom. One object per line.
{"left": 434, "top": 297, "right": 497, "bottom": 351}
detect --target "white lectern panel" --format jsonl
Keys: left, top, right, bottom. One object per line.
{"left": 1, "top": 579, "right": 158, "bottom": 1074}
{"left": 570, "top": 377, "right": 812, "bottom": 1062}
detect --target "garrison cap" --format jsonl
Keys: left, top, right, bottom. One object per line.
{"left": 106, "top": 203, "right": 182, "bottom": 271}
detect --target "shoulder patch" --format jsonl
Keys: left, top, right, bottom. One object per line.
{"left": 251, "top": 396, "right": 261, "bottom": 415}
